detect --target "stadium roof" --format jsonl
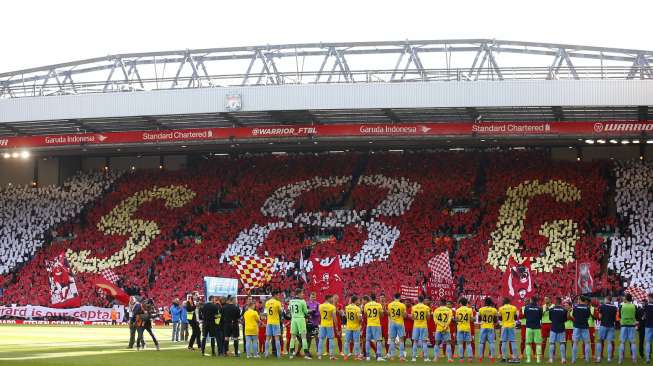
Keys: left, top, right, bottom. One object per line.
{"left": 0, "top": 40, "right": 651, "bottom": 141}
{"left": 2, "top": 39, "right": 653, "bottom": 98}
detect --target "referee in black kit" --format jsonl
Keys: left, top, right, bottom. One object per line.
{"left": 221, "top": 296, "right": 242, "bottom": 356}
{"left": 201, "top": 296, "right": 221, "bottom": 356}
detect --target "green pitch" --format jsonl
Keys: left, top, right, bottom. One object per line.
{"left": 0, "top": 325, "right": 641, "bottom": 366}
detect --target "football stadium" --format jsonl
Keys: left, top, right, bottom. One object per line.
{"left": 1, "top": 36, "right": 653, "bottom": 366}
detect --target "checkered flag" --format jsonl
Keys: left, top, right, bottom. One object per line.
{"left": 101, "top": 269, "right": 119, "bottom": 283}
{"left": 428, "top": 251, "right": 452, "bottom": 284}
{"left": 625, "top": 286, "right": 649, "bottom": 303}
{"left": 230, "top": 255, "right": 275, "bottom": 290}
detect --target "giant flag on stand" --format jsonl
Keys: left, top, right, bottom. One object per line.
{"left": 46, "top": 253, "right": 81, "bottom": 308}
{"left": 577, "top": 262, "right": 595, "bottom": 295}
{"left": 502, "top": 256, "right": 534, "bottom": 309}
{"left": 308, "top": 257, "right": 344, "bottom": 304}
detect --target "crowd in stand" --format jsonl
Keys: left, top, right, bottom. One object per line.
{"left": 0, "top": 171, "right": 120, "bottom": 276}
{"left": 454, "top": 152, "right": 614, "bottom": 299}
{"left": 0, "top": 150, "right": 646, "bottom": 309}
{"left": 609, "top": 161, "right": 653, "bottom": 294}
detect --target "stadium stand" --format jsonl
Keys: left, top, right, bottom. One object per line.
{"left": 609, "top": 160, "right": 653, "bottom": 293}
{"left": 0, "top": 150, "right": 636, "bottom": 306}
{"left": 454, "top": 151, "right": 616, "bottom": 299}
{"left": 0, "top": 171, "right": 121, "bottom": 276}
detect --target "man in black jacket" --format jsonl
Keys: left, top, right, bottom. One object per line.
{"left": 638, "top": 298, "right": 648, "bottom": 360}
{"left": 201, "top": 296, "right": 220, "bottom": 356}
{"left": 187, "top": 296, "right": 202, "bottom": 350}
{"left": 221, "top": 296, "right": 242, "bottom": 356}
{"left": 127, "top": 297, "right": 142, "bottom": 349}
{"left": 644, "top": 295, "right": 653, "bottom": 363}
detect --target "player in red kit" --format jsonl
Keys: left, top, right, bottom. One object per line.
{"left": 380, "top": 294, "right": 390, "bottom": 354}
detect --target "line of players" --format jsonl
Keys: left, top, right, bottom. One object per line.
{"left": 245, "top": 290, "right": 653, "bottom": 364}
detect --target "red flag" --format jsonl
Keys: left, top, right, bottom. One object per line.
{"left": 425, "top": 250, "right": 456, "bottom": 302}
{"left": 46, "top": 253, "right": 81, "bottom": 308}
{"left": 625, "top": 286, "right": 648, "bottom": 303}
{"left": 427, "top": 251, "right": 452, "bottom": 283}
{"left": 308, "top": 257, "right": 344, "bottom": 304}
{"left": 502, "top": 256, "right": 534, "bottom": 309}
{"left": 92, "top": 276, "right": 130, "bottom": 305}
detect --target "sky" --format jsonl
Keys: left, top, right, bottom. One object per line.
{"left": 1, "top": 0, "right": 652, "bottom": 73}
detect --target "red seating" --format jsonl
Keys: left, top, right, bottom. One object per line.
{"left": 0, "top": 151, "right": 614, "bottom": 307}
{"left": 453, "top": 151, "right": 612, "bottom": 299}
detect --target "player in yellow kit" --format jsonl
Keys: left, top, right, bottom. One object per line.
{"left": 264, "top": 290, "right": 282, "bottom": 358}
{"left": 318, "top": 294, "right": 338, "bottom": 360}
{"left": 387, "top": 293, "right": 407, "bottom": 360}
{"left": 455, "top": 297, "right": 475, "bottom": 362}
{"left": 344, "top": 295, "right": 363, "bottom": 361}
{"left": 364, "top": 294, "right": 385, "bottom": 361}
{"left": 243, "top": 302, "right": 261, "bottom": 358}
{"left": 498, "top": 297, "right": 519, "bottom": 362}
{"left": 478, "top": 297, "right": 499, "bottom": 362}
{"left": 434, "top": 299, "right": 454, "bottom": 362}
{"left": 411, "top": 296, "right": 432, "bottom": 361}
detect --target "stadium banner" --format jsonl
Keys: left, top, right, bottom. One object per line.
{"left": 426, "top": 282, "right": 456, "bottom": 301}
{"left": 0, "top": 320, "right": 120, "bottom": 325}
{"left": 502, "top": 256, "right": 534, "bottom": 308}
{"left": 400, "top": 285, "right": 420, "bottom": 301}
{"left": 46, "top": 253, "right": 81, "bottom": 309}
{"left": 1, "top": 121, "right": 652, "bottom": 149}
{"left": 308, "top": 257, "right": 344, "bottom": 304}
{"left": 576, "top": 261, "right": 595, "bottom": 295}
{"left": 204, "top": 277, "right": 239, "bottom": 298}
{"left": 0, "top": 305, "right": 124, "bottom": 322}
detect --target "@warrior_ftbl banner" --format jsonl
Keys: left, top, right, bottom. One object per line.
{"left": 2, "top": 121, "right": 653, "bottom": 150}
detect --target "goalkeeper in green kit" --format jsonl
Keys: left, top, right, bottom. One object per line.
{"left": 288, "top": 288, "right": 312, "bottom": 359}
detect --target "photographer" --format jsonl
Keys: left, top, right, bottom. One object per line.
{"left": 136, "top": 299, "right": 160, "bottom": 351}
{"left": 187, "top": 294, "right": 202, "bottom": 350}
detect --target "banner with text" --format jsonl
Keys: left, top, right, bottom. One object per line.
{"left": 426, "top": 282, "right": 456, "bottom": 301}
{"left": 0, "top": 305, "right": 124, "bottom": 322}
{"left": 1, "top": 121, "right": 652, "bottom": 149}
{"left": 204, "top": 277, "right": 239, "bottom": 299}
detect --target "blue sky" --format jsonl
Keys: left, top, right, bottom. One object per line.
{"left": 1, "top": 0, "right": 651, "bottom": 72}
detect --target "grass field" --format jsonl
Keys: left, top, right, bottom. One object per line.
{"left": 0, "top": 325, "right": 643, "bottom": 366}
